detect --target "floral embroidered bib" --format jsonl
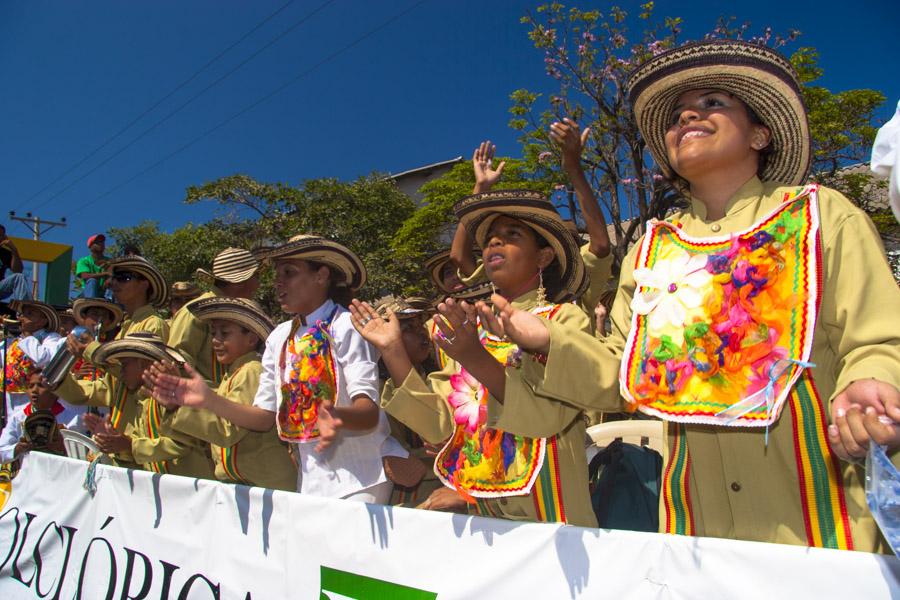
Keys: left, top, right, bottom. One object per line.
{"left": 436, "top": 304, "right": 560, "bottom": 498}
{"left": 277, "top": 308, "right": 340, "bottom": 442}
{"left": 4, "top": 337, "right": 38, "bottom": 393}
{"left": 620, "top": 185, "right": 821, "bottom": 427}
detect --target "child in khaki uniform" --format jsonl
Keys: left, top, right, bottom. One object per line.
{"left": 57, "top": 333, "right": 213, "bottom": 478}
{"left": 351, "top": 190, "right": 597, "bottom": 527}
{"left": 164, "top": 297, "right": 296, "bottom": 491}
{"left": 479, "top": 41, "right": 900, "bottom": 551}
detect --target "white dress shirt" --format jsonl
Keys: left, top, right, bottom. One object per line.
{"left": 254, "top": 299, "right": 406, "bottom": 498}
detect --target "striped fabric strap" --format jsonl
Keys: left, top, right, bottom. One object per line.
{"left": 210, "top": 346, "right": 224, "bottom": 385}
{"left": 789, "top": 372, "right": 854, "bottom": 550}
{"left": 109, "top": 382, "right": 128, "bottom": 430}
{"left": 144, "top": 399, "right": 170, "bottom": 474}
{"left": 531, "top": 436, "right": 567, "bottom": 523}
{"left": 662, "top": 423, "right": 694, "bottom": 535}
{"left": 220, "top": 446, "right": 248, "bottom": 484}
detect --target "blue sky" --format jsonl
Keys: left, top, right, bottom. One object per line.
{"left": 2, "top": 0, "right": 898, "bottom": 280}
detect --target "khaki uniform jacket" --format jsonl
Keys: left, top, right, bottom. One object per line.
{"left": 170, "top": 352, "right": 296, "bottom": 491}
{"left": 132, "top": 395, "right": 215, "bottom": 480}
{"left": 508, "top": 177, "right": 900, "bottom": 551}
{"left": 383, "top": 289, "right": 598, "bottom": 527}
{"left": 55, "top": 374, "right": 142, "bottom": 468}
{"left": 168, "top": 291, "right": 221, "bottom": 385}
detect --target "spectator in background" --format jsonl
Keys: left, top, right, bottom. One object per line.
{"left": 168, "top": 281, "right": 202, "bottom": 321}
{"left": 75, "top": 234, "right": 110, "bottom": 298}
{"left": 0, "top": 224, "right": 30, "bottom": 302}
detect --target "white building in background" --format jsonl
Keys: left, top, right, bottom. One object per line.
{"left": 390, "top": 157, "right": 464, "bottom": 206}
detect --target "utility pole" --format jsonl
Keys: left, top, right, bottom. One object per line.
{"left": 8, "top": 211, "right": 67, "bottom": 300}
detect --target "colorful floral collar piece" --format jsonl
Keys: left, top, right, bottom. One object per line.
{"left": 436, "top": 304, "right": 560, "bottom": 499}
{"left": 620, "top": 185, "right": 821, "bottom": 427}
{"left": 277, "top": 307, "right": 340, "bottom": 443}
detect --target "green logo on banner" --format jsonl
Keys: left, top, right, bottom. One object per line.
{"left": 319, "top": 566, "right": 438, "bottom": 599}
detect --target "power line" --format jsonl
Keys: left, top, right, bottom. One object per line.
{"left": 28, "top": 0, "right": 337, "bottom": 213}
{"left": 18, "top": 0, "right": 297, "bottom": 210}
{"left": 67, "top": 0, "right": 429, "bottom": 216}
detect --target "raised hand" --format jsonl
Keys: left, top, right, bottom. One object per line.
{"left": 94, "top": 431, "right": 132, "bottom": 454}
{"left": 476, "top": 294, "right": 551, "bottom": 354}
{"left": 315, "top": 401, "right": 344, "bottom": 453}
{"left": 348, "top": 300, "right": 402, "bottom": 352}
{"left": 472, "top": 140, "right": 506, "bottom": 193}
{"left": 549, "top": 118, "right": 590, "bottom": 172}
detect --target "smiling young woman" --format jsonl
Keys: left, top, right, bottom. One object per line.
{"left": 478, "top": 40, "right": 900, "bottom": 552}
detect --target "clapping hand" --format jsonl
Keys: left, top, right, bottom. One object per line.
{"left": 828, "top": 379, "right": 900, "bottom": 461}
{"left": 549, "top": 118, "right": 590, "bottom": 172}
{"left": 476, "top": 294, "right": 551, "bottom": 354}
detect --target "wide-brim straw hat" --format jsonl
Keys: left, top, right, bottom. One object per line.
{"left": 72, "top": 298, "right": 125, "bottom": 333}
{"left": 108, "top": 256, "right": 169, "bottom": 309}
{"left": 265, "top": 235, "right": 366, "bottom": 292}
{"left": 9, "top": 300, "right": 60, "bottom": 333}
{"left": 424, "top": 250, "right": 454, "bottom": 293}
{"left": 169, "top": 281, "right": 203, "bottom": 299}
{"left": 188, "top": 297, "right": 275, "bottom": 342}
{"left": 625, "top": 40, "right": 810, "bottom": 187}
{"left": 424, "top": 247, "right": 480, "bottom": 294}
{"left": 195, "top": 247, "right": 260, "bottom": 285}
{"left": 374, "top": 296, "right": 425, "bottom": 321}
{"left": 93, "top": 332, "right": 185, "bottom": 366}
{"left": 454, "top": 190, "right": 587, "bottom": 302}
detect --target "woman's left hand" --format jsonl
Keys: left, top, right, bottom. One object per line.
{"left": 434, "top": 298, "right": 484, "bottom": 366}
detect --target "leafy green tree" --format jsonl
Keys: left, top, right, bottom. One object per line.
{"left": 186, "top": 172, "right": 419, "bottom": 300}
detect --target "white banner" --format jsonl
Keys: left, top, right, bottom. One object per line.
{"left": 1, "top": 452, "right": 898, "bottom": 599}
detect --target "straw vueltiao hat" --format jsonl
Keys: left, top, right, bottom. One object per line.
{"left": 187, "top": 297, "right": 275, "bottom": 342}
{"left": 72, "top": 298, "right": 125, "bottom": 333}
{"left": 169, "top": 281, "right": 203, "bottom": 299}
{"left": 625, "top": 40, "right": 810, "bottom": 187}
{"left": 108, "top": 256, "right": 169, "bottom": 309}
{"left": 265, "top": 234, "right": 366, "bottom": 292}
{"left": 423, "top": 246, "right": 480, "bottom": 294}
{"left": 195, "top": 248, "right": 260, "bottom": 285}
{"left": 373, "top": 296, "right": 426, "bottom": 321}
{"left": 92, "top": 332, "right": 185, "bottom": 367}
{"left": 453, "top": 190, "right": 587, "bottom": 302}
{"left": 9, "top": 300, "right": 60, "bottom": 333}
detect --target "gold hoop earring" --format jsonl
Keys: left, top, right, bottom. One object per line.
{"left": 536, "top": 269, "right": 547, "bottom": 305}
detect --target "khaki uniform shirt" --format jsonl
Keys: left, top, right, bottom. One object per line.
{"left": 132, "top": 395, "right": 215, "bottom": 480}
{"left": 383, "top": 289, "right": 597, "bottom": 527}
{"left": 170, "top": 352, "right": 296, "bottom": 491}
{"left": 168, "top": 291, "right": 222, "bottom": 385}
{"left": 510, "top": 177, "right": 900, "bottom": 551}
{"left": 55, "top": 374, "right": 142, "bottom": 468}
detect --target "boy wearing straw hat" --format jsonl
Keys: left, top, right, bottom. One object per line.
{"left": 156, "top": 297, "right": 295, "bottom": 490}
{"left": 168, "top": 281, "right": 202, "bottom": 321}
{"left": 481, "top": 41, "right": 900, "bottom": 551}
{"left": 56, "top": 333, "right": 213, "bottom": 477}
{"left": 167, "top": 248, "right": 261, "bottom": 387}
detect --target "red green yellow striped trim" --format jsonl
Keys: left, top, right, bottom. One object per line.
{"left": 789, "top": 373, "right": 854, "bottom": 550}
{"left": 662, "top": 424, "right": 694, "bottom": 535}
{"left": 210, "top": 346, "right": 224, "bottom": 385}
{"left": 220, "top": 445, "right": 248, "bottom": 484}
{"left": 532, "top": 436, "right": 567, "bottom": 523}
{"left": 144, "top": 399, "right": 170, "bottom": 474}
{"left": 109, "top": 383, "right": 128, "bottom": 430}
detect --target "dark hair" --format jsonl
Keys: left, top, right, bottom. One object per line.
{"left": 306, "top": 260, "right": 354, "bottom": 307}
{"left": 534, "top": 235, "right": 564, "bottom": 300}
